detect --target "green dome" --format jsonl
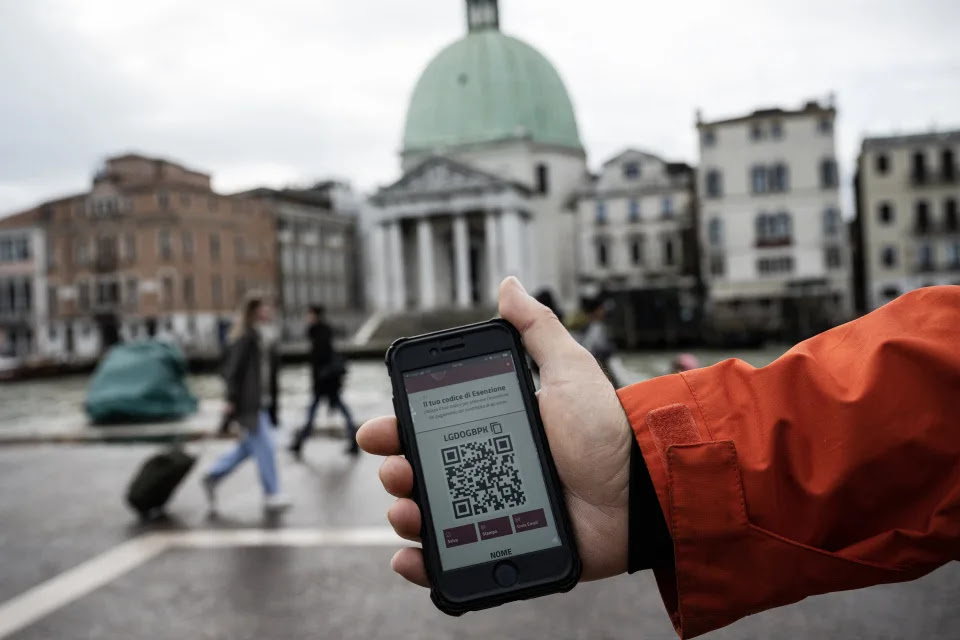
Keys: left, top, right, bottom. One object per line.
{"left": 402, "top": 31, "right": 583, "bottom": 153}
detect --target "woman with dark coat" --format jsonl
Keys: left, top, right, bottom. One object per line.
{"left": 202, "top": 293, "right": 290, "bottom": 513}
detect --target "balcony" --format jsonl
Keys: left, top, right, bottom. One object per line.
{"left": 94, "top": 253, "right": 119, "bottom": 273}
{"left": 755, "top": 236, "right": 793, "bottom": 248}
{"left": 911, "top": 168, "right": 958, "bottom": 186}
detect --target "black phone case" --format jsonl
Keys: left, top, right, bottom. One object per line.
{"left": 385, "top": 319, "right": 581, "bottom": 615}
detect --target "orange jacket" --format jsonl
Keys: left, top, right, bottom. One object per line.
{"left": 618, "top": 286, "right": 960, "bottom": 638}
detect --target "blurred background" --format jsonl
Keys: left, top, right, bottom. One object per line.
{"left": 0, "top": 1, "right": 958, "bottom": 638}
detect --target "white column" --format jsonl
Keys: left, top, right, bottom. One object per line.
{"left": 386, "top": 220, "right": 406, "bottom": 311}
{"left": 484, "top": 212, "right": 501, "bottom": 302}
{"left": 501, "top": 209, "right": 524, "bottom": 283}
{"left": 453, "top": 214, "right": 471, "bottom": 308}
{"left": 417, "top": 217, "right": 436, "bottom": 309}
{"left": 372, "top": 223, "right": 389, "bottom": 311}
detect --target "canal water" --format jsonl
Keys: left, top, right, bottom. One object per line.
{"left": 0, "top": 346, "right": 788, "bottom": 436}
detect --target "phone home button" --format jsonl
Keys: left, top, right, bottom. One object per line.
{"left": 493, "top": 561, "right": 519, "bottom": 588}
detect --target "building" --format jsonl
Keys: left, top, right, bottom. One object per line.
{"left": 696, "top": 99, "right": 851, "bottom": 339}
{"left": 238, "top": 182, "right": 364, "bottom": 339}
{"left": 855, "top": 130, "right": 960, "bottom": 311}
{"left": 575, "top": 150, "right": 701, "bottom": 346}
{"left": 366, "top": 0, "right": 588, "bottom": 317}
{"left": 0, "top": 153, "right": 276, "bottom": 360}
{"left": 0, "top": 227, "right": 47, "bottom": 358}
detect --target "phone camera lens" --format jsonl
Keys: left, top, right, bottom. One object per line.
{"left": 429, "top": 348, "right": 439, "bottom": 357}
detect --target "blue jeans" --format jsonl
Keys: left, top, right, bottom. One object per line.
{"left": 207, "top": 411, "right": 280, "bottom": 496}
{"left": 294, "top": 392, "right": 357, "bottom": 449}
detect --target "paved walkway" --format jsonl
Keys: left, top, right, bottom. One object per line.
{"left": 0, "top": 440, "right": 957, "bottom": 639}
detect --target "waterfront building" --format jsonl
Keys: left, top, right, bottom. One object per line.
{"left": 0, "top": 227, "right": 47, "bottom": 358}
{"left": 0, "top": 154, "right": 276, "bottom": 360}
{"left": 696, "top": 99, "right": 852, "bottom": 338}
{"left": 575, "top": 150, "right": 701, "bottom": 346}
{"left": 854, "top": 130, "right": 960, "bottom": 311}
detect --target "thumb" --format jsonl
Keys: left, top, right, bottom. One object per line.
{"left": 498, "top": 277, "right": 584, "bottom": 370}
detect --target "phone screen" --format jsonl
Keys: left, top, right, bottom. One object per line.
{"left": 402, "top": 351, "right": 562, "bottom": 572}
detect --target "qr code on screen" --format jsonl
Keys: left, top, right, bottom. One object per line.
{"left": 441, "top": 436, "right": 526, "bottom": 519}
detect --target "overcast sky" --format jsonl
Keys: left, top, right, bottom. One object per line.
{"left": 1, "top": 0, "right": 959, "bottom": 217}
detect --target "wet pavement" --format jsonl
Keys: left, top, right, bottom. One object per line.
{"left": 0, "top": 439, "right": 958, "bottom": 639}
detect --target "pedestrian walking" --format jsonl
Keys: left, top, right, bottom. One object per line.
{"left": 202, "top": 293, "right": 291, "bottom": 513}
{"left": 289, "top": 305, "right": 359, "bottom": 458}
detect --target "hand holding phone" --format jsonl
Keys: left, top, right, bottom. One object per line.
{"left": 360, "top": 277, "right": 633, "bottom": 611}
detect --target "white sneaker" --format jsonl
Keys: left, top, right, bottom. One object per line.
{"left": 264, "top": 493, "right": 292, "bottom": 512}
{"left": 202, "top": 475, "right": 218, "bottom": 513}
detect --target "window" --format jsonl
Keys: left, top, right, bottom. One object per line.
{"left": 708, "top": 218, "right": 724, "bottom": 246}
{"left": 159, "top": 229, "right": 173, "bottom": 261}
{"left": 595, "top": 202, "right": 607, "bottom": 225}
{"left": 750, "top": 123, "right": 763, "bottom": 141}
{"left": 158, "top": 190, "right": 169, "bottom": 210}
{"left": 756, "top": 256, "right": 794, "bottom": 275}
{"left": 211, "top": 275, "right": 223, "bottom": 307}
{"left": 123, "top": 233, "right": 136, "bottom": 263}
{"left": 236, "top": 278, "right": 246, "bottom": 299}
{"left": 915, "top": 200, "right": 931, "bottom": 233}
{"left": 78, "top": 281, "right": 91, "bottom": 311}
{"left": 756, "top": 212, "right": 792, "bottom": 246}
{"left": 753, "top": 165, "right": 770, "bottom": 193}
{"left": 161, "top": 276, "right": 174, "bottom": 309}
{"left": 945, "top": 199, "right": 959, "bottom": 231}
{"left": 234, "top": 236, "right": 245, "bottom": 261}
{"left": 825, "top": 246, "right": 842, "bottom": 269}
{"left": 820, "top": 158, "right": 838, "bottom": 189}
{"left": 210, "top": 233, "right": 221, "bottom": 261}
{"left": 771, "top": 121, "right": 783, "bottom": 139}
{"left": 661, "top": 197, "right": 674, "bottom": 217}
{"left": 823, "top": 208, "right": 841, "bottom": 236}
{"left": 876, "top": 153, "right": 890, "bottom": 175}
{"left": 878, "top": 202, "right": 895, "bottom": 225}
{"left": 917, "top": 243, "right": 934, "bottom": 271}
{"left": 942, "top": 149, "right": 956, "bottom": 181}
{"left": 180, "top": 192, "right": 191, "bottom": 207}
{"left": 881, "top": 246, "right": 898, "bottom": 268}
{"left": 74, "top": 238, "right": 90, "bottom": 266}
{"left": 663, "top": 237, "right": 675, "bottom": 266}
{"left": 701, "top": 129, "right": 716, "bottom": 147}
{"left": 630, "top": 236, "right": 644, "bottom": 265}
{"left": 296, "top": 247, "right": 308, "bottom": 273}
{"left": 208, "top": 196, "right": 219, "bottom": 212}
{"left": 946, "top": 241, "right": 960, "bottom": 268}
{"left": 182, "top": 231, "right": 194, "bottom": 261}
{"left": 769, "top": 164, "right": 789, "bottom": 192}
{"left": 706, "top": 170, "right": 723, "bottom": 198}
{"left": 596, "top": 239, "right": 609, "bottom": 268}
{"left": 536, "top": 163, "right": 549, "bottom": 194}
{"left": 96, "top": 279, "right": 119, "bottom": 306}
{"left": 125, "top": 278, "right": 138, "bottom": 311}
{"left": 183, "top": 275, "right": 195, "bottom": 306}
{"left": 628, "top": 199, "right": 640, "bottom": 222}
{"left": 623, "top": 162, "right": 640, "bottom": 179}
{"left": 709, "top": 254, "right": 726, "bottom": 276}
{"left": 817, "top": 118, "right": 833, "bottom": 134}
{"left": 47, "top": 285, "right": 58, "bottom": 317}
{"left": 912, "top": 151, "right": 927, "bottom": 182}
{"left": 882, "top": 286, "right": 900, "bottom": 300}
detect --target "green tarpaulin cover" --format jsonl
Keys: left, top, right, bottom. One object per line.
{"left": 85, "top": 341, "right": 198, "bottom": 424}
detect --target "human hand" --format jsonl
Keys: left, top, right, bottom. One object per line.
{"left": 356, "top": 276, "right": 633, "bottom": 586}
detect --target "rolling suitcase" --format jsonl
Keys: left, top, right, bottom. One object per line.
{"left": 126, "top": 447, "right": 197, "bottom": 519}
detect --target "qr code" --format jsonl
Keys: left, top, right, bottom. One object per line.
{"left": 441, "top": 436, "right": 526, "bottom": 519}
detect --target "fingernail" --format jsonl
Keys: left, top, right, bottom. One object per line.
{"left": 505, "top": 276, "right": 527, "bottom": 294}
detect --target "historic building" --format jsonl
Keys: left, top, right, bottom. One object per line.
{"left": 575, "top": 150, "right": 701, "bottom": 346}
{"left": 0, "top": 227, "right": 47, "bottom": 358}
{"left": 854, "top": 130, "right": 960, "bottom": 311}
{"left": 238, "top": 182, "right": 364, "bottom": 339}
{"left": 367, "top": 0, "right": 588, "bottom": 314}
{"left": 696, "top": 99, "right": 852, "bottom": 339}
{"left": 0, "top": 154, "right": 276, "bottom": 360}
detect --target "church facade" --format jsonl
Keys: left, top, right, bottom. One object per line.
{"left": 367, "top": 0, "right": 588, "bottom": 312}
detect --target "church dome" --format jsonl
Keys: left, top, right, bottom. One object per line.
{"left": 402, "top": 2, "right": 582, "bottom": 154}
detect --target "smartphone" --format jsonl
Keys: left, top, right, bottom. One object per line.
{"left": 386, "top": 319, "right": 581, "bottom": 615}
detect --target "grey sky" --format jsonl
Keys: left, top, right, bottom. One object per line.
{"left": 1, "top": 0, "right": 959, "bottom": 216}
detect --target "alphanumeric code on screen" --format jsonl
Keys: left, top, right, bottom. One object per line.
{"left": 441, "top": 435, "right": 526, "bottom": 519}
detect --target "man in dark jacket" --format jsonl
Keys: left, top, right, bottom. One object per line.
{"left": 289, "top": 305, "right": 358, "bottom": 458}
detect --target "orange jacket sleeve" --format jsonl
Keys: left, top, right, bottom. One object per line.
{"left": 617, "top": 285, "right": 960, "bottom": 638}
